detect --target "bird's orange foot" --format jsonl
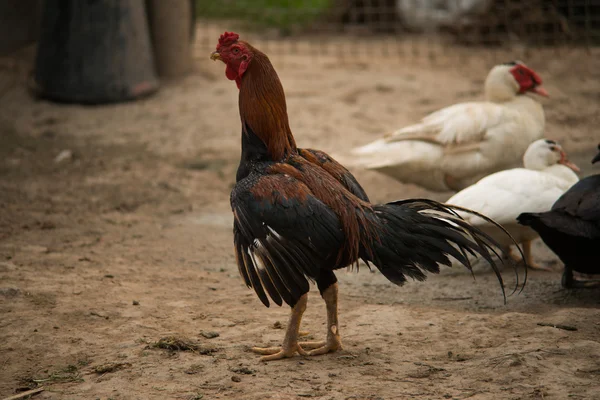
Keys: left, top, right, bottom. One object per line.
{"left": 251, "top": 343, "right": 308, "bottom": 361}
{"left": 527, "top": 261, "right": 554, "bottom": 271}
{"left": 300, "top": 325, "right": 342, "bottom": 356}
{"left": 505, "top": 249, "right": 523, "bottom": 264}
{"left": 520, "top": 240, "right": 554, "bottom": 271}
{"left": 504, "top": 247, "right": 553, "bottom": 271}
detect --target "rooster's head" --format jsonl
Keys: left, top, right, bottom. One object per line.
{"left": 211, "top": 32, "right": 253, "bottom": 88}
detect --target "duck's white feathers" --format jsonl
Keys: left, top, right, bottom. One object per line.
{"left": 447, "top": 164, "right": 579, "bottom": 246}
{"left": 448, "top": 168, "right": 578, "bottom": 226}
{"left": 386, "top": 101, "right": 509, "bottom": 146}
{"left": 342, "top": 63, "right": 547, "bottom": 192}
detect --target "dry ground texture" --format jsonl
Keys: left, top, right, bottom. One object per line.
{"left": 1, "top": 35, "right": 600, "bottom": 400}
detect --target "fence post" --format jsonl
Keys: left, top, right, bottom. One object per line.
{"left": 146, "top": 0, "right": 194, "bottom": 79}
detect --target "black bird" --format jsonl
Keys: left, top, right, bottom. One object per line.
{"left": 518, "top": 143, "right": 600, "bottom": 288}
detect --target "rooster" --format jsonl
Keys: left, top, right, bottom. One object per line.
{"left": 210, "top": 32, "right": 521, "bottom": 361}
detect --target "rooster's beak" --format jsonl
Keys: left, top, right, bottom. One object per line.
{"left": 210, "top": 51, "right": 222, "bottom": 61}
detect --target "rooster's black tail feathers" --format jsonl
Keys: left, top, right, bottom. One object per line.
{"left": 362, "top": 199, "right": 526, "bottom": 303}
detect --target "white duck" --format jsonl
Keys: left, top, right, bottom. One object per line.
{"left": 397, "top": 0, "right": 494, "bottom": 32}
{"left": 346, "top": 61, "right": 548, "bottom": 192}
{"left": 446, "top": 139, "right": 580, "bottom": 270}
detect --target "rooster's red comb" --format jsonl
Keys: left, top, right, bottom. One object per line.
{"left": 218, "top": 32, "right": 240, "bottom": 47}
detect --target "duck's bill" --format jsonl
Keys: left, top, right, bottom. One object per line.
{"left": 531, "top": 86, "right": 549, "bottom": 97}
{"left": 559, "top": 159, "right": 580, "bottom": 172}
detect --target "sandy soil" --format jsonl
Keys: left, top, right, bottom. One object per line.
{"left": 1, "top": 34, "right": 599, "bottom": 400}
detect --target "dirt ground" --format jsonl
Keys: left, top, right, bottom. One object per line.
{"left": 1, "top": 36, "right": 599, "bottom": 400}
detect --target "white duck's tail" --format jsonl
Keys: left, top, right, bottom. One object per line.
{"left": 339, "top": 138, "right": 439, "bottom": 167}
{"left": 333, "top": 139, "right": 450, "bottom": 192}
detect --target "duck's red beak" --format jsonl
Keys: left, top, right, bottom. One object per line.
{"left": 559, "top": 150, "right": 580, "bottom": 172}
{"left": 531, "top": 86, "right": 549, "bottom": 97}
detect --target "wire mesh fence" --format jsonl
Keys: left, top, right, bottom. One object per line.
{"left": 194, "top": 0, "right": 600, "bottom": 65}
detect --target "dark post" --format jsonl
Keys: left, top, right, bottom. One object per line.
{"left": 34, "top": 0, "right": 159, "bottom": 104}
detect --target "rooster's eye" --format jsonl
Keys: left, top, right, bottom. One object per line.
{"left": 233, "top": 48, "right": 240, "bottom": 54}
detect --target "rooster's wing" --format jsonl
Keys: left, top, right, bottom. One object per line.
{"left": 299, "top": 148, "right": 369, "bottom": 202}
{"left": 232, "top": 172, "right": 345, "bottom": 308}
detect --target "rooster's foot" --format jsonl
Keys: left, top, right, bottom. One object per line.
{"left": 298, "top": 340, "right": 326, "bottom": 349}
{"left": 300, "top": 324, "right": 342, "bottom": 356}
{"left": 251, "top": 343, "right": 308, "bottom": 361}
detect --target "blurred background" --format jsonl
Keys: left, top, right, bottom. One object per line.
{"left": 0, "top": 1, "right": 599, "bottom": 399}
{"left": 195, "top": 0, "right": 600, "bottom": 60}
{"left": 2, "top": 1, "right": 600, "bottom": 91}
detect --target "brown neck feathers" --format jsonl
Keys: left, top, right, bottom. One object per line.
{"left": 238, "top": 44, "right": 297, "bottom": 160}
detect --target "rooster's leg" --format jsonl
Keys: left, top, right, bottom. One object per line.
{"left": 523, "top": 240, "right": 553, "bottom": 271}
{"left": 251, "top": 293, "right": 309, "bottom": 361}
{"left": 299, "top": 282, "right": 342, "bottom": 356}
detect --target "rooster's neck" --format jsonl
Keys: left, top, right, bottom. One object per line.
{"left": 238, "top": 51, "right": 297, "bottom": 161}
